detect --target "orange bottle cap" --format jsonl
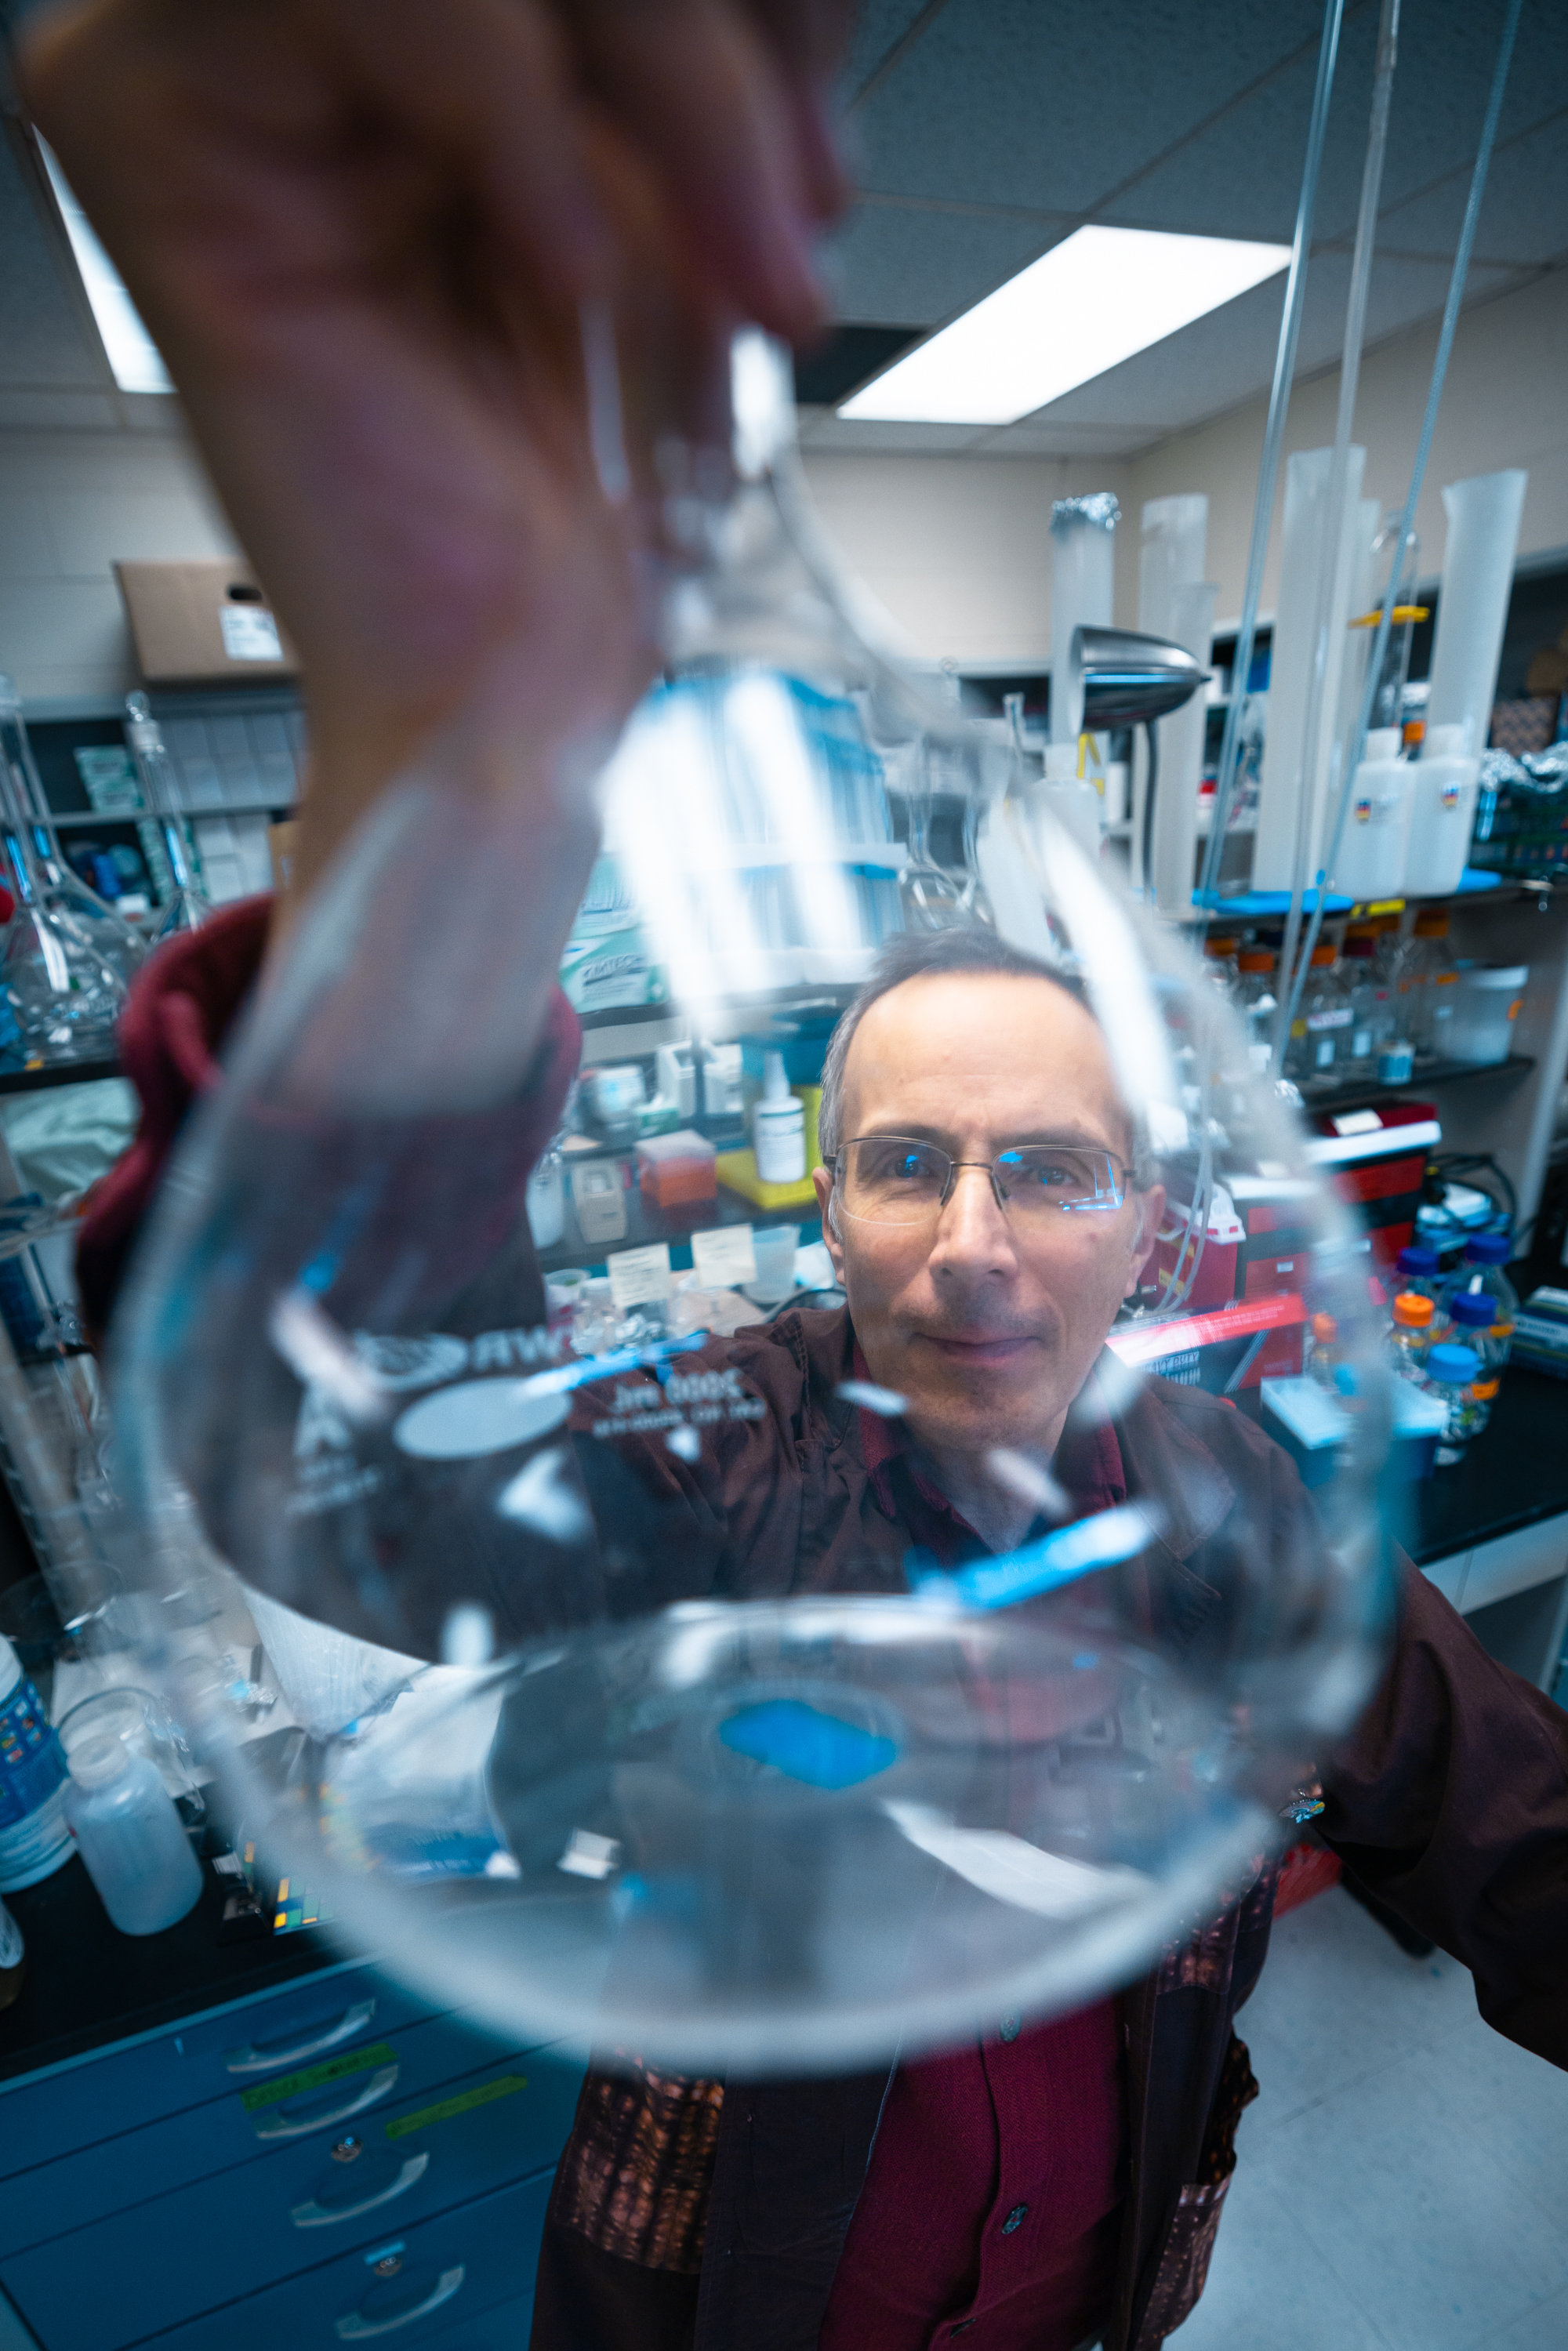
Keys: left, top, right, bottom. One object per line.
{"left": 1393, "top": 1292, "right": 1434, "bottom": 1326}
{"left": 1311, "top": 1312, "right": 1337, "bottom": 1341}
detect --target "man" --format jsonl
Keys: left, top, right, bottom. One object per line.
{"left": 75, "top": 903, "right": 1568, "bottom": 2351}
{"left": 16, "top": 5, "right": 1568, "bottom": 2349}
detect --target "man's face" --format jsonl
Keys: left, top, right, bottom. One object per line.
{"left": 814, "top": 973, "right": 1163, "bottom": 1458}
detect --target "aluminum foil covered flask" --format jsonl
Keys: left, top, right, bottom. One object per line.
{"left": 107, "top": 332, "right": 1392, "bottom": 2073}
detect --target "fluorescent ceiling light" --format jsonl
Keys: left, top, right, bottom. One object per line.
{"left": 838, "top": 225, "right": 1290, "bottom": 426}
{"left": 38, "top": 138, "right": 172, "bottom": 395}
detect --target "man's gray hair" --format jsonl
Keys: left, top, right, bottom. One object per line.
{"left": 816, "top": 927, "right": 1157, "bottom": 1189}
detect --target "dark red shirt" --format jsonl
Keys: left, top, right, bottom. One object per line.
{"left": 819, "top": 1384, "right": 1127, "bottom": 2351}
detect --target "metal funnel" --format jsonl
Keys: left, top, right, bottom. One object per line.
{"left": 1062, "top": 626, "right": 1208, "bottom": 738}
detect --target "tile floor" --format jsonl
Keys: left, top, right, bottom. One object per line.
{"left": 1172, "top": 1884, "right": 1568, "bottom": 2350}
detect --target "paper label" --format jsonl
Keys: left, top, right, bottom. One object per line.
{"left": 0, "top": 1676, "right": 66, "bottom": 1830}
{"left": 241, "top": 2041, "right": 397, "bottom": 2113}
{"left": 1331, "top": 1111, "right": 1382, "bottom": 1137}
{"left": 690, "top": 1225, "right": 757, "bottom": 1287}
{"left": 1306, "top": 1007, "right": 1352, "bottom": 1031}
{"left": 385, "top": 2074, "right": 528, "bottom": 2141}
{"left": 220, "top": 605, "right": 284, "bottom": 662}
{"left": 607, "top": 1243, "right": 673, "bottom": 1309}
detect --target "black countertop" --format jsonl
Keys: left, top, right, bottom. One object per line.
{"left": 1400, "top": 1364, "right": 1568, "bottom": 1566}
{"left": 0, "top": 1850, "right": 342, "bottom": 2088}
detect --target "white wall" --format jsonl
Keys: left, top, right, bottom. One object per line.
{"left": 2, "top": 264, "right": 1563, "bottom": 702}
{"left": 803, "top": 267, "right": 1568, "bottom": 661}
{"left": 800, "top": 452, "right": 1134, "bottom": 668}
{"left": 0, "top": 420, "right": 238, "bottom": 706}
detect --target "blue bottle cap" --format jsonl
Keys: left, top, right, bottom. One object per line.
{"left": 1465, "top": 1232, "right": 1511, "bottom": 1264}
{"left": 1397, "top": 1244, "right": 1439, "bottom": 1275}
{"left": 1449, "top": 1291, "right": 1494, "bottom": 1327}
{"left": 1428, "top": 1343, "right": 1479, "bottom": 1384}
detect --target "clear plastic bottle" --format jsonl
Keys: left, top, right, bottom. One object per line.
{"left": 1388, "top": 1290, "right": 1434, "bottom": 1381}
{"left": 1394, "top": 1243, "right": 1442, "bottom": 1304}
{"left": 1202, "top": 933, "right": 1240, "bottom": 1000}
{"left": 1437, "top": 1291, "right": 1503, "bottom": 1435}
{"left": 1439, "top": 1233, "right": 1518, "bottom": 1366}
{"left": 1406, "top": 910, "right": 1455, "bottom": 1056}
{"left": 1287, "top": 945, "right": 1351, "bottom": 1084}
{"left": 1232, "top": 949, "right": 1277, "bottom": 1074}
{"left": 1341, "top": 935, "right": 1381, "bottom": 1079}
{"left": 63, "top": 1736, "right": 203, "bottom": 1937}
{"left": 1307, "top": 1312, "right": 1338, "bottom": 1391}
{"left": 1425, "top": 1342, "right": 1483, "bottom": 1467}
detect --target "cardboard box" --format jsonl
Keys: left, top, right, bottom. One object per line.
{"left": 114, "top": 560, "right": 299, "bottom": 684}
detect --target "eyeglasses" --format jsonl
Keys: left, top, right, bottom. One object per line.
{"left": 833, "top": 1136, "right": 1128, "bottom": 1227}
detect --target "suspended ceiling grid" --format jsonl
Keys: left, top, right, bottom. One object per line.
{"left": 0, "top": 2, "right": 1563, "bottom": 456}
{"left": 806, "top": 0, "right": 1568, "bottom": 456}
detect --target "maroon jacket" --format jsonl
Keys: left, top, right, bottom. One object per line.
{"left": 81, "top": 901, "right": 1568, "bottom": 2351}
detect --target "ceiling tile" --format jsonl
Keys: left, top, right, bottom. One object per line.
{"left": 1102, "top": 0, "right": 1568, "bottom": 252}
{"left": 0, "top": 137, "right": 107, "bottom": 392}
{"left": 823, "top": 198, "right": 1065, "bottom": 325}
{"left": 841, "top": 0, "right": 941, "bottom": 101}
{"left": 0, "top": 388, "right": 118, "bottom": 430}
{"left": 850, "top": 0, "right": 1328, "bottom": 217}
{"left": 797, "top": 413, "right": 988, "bottom": 455}
{"left": 1031, "top": 252, "right": 1523, "bottom": 436}
{"left": 1376, "top": 110, "right": 1568, "bottom": 270}
{"left": 970, "top": 419, "right": 1170, "bottom": 459}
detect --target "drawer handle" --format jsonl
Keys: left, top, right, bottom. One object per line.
{"left": 335, "top": 2266, "right": 465, "bottom": 2339}
{"left": 291, "top": 2153, "right": 431, "bottom": 2229}
{"left": 227, "top": 1997, "right": 378, "bottom": 2074}
{"left": 253, "top": 2064, "right": 401, "bottom": 2142}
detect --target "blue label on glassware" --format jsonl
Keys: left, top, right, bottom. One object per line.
{"left": 0, "top": 1676, "right": 67, "bottom": 1828}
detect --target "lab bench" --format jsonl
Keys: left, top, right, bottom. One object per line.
{"left": 0, "top": 1856, "right": 583, "bottom": 2351}
{"left": 1402, "top": 1363, "right": 1568, "bottom": 1693}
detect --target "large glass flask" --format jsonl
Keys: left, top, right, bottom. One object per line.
{"left": 107, "top": 334, "right": 1392, "bottom": 2074}
{"left": 0, "top": 677, "right": 144, "bottom": 993}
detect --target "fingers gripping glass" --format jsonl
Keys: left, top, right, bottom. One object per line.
{"left": 835, "top": 1137, "right": 1127, "bottom": 1226}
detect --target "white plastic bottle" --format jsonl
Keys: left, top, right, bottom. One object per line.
{"left": 63, "top": 1736, "right": 203, "bottom": 1936}
{"left": 0, "top": 1631, "right": 73, "bottom": 1893}
{"left": 1402, "top": 722, "right": 1482, "bottom": 898}
{"left": 753, "top": 1049, "right": 806, "bottom": 1185}
{"left": 1329, "top": 729, "right": 1414, "bottom": 902}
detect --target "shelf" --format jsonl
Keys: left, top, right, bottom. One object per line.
{"left": 0, "top": 1056, "right": 124, "bottom": 1096}
{"left": 1299, "top": 1054, "right": 1536, "bottom": 1116}
{"left": 46, "top": 802, "right": 298, "bottom": 829}
{"left": 536, "top": 1174, "right": 818, "bottom": 1279}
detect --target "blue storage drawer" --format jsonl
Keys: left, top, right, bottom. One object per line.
{"left": 0, "top": 1965, "right": 441, "bottom": 2179}
{"left": 140, "top": 2170, "right": 553, "bottom": 2351}
{"left": 412, "top": 2287, "right": 536, "bottom": 2351}
{"left": 0, "top": 2005, "right": 533, "bottom": 2261}
{"left": 2, "top": 2048, "right": 583, "bottom": 2350}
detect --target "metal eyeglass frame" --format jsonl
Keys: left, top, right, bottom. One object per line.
{"left": 831, "top": 1137, "right": 1129, "bottom": 1223}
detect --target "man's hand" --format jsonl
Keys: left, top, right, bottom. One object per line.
{"left": 17, "top": 0, "right": 852, "bottom": 900}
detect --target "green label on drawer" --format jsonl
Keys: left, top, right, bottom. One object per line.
{"left": 241, "top": 2040, "right": 397, "bottom": 2113}
{"left": 383, "top": 2073, "right": 529, "bottom": 2141}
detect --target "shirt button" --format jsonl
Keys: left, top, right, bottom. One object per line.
{"left": 998, "top": 2013, "right": 1021, "bottom": 2043}
{"left": 1001, "top": 2203, "right": 1028, "bottom": 2235}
